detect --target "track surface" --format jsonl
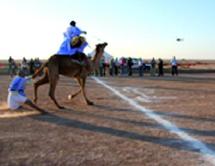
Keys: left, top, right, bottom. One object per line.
{"left": 1, "top": 74, "right": 215, "bottom": 166}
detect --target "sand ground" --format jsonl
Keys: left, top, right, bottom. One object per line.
{"left": 0, "top": 74, "right": 215, "bottom": 166}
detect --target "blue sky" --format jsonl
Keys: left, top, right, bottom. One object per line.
{"left": 0, "top": 0, "right": 215, "bottom": 60}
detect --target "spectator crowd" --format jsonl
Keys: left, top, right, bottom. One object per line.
{"left": 8, "top": 56, "right": 42, "bottom": 77}
{"left": 93, "top": 56, "right": 178, "bottom": 77}
{"left": 7, "top": 55, "right": 178, "bottom": 78}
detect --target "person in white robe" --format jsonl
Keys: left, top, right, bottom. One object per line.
{"left": 57, "top": 20, "right": 88, "bottom": 55}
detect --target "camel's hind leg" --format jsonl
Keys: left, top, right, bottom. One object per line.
{"left": 79, "top": 77, "right": 93, "bottom": 105}
{"left": 48, "top": 72, "right": 64, "bottom": 109}
{"left": 69, "top": 89, "right": 81, "bottom": 99}
{"left": 33, "top": 71, "right": 49, "bottom": 103}
{"left": 68, "top": 78, "right": 82, "bottom": 99}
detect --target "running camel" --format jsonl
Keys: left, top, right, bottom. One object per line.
{"left": 32, "top": 42, "right": 108, "bottom": 109}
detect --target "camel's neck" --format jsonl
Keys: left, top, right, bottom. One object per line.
{"left": 90, "top": 51, "right": 103, "bottom": 71}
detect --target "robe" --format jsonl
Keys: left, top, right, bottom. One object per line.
{"left": 57, "top": 26, "right": 87, "bottom": 55}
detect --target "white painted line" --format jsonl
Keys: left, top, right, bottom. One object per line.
{"left": 123, "top": 87, "right": 177, "bottom": 102}
{"left": 92, "top": 77, "right": 215, "bottom": 165}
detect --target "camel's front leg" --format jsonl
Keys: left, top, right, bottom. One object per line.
{"left": 80, "top": 77, "right": 93, "bottom": 105}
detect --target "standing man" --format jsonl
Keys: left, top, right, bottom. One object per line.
{"left": 138, "top": 58, "right": 144, "bottom": 77}
{"left": 170, "top": 56, "right": 178, "bottom": 76}
{"left": 150, "top": 57, "right": 156, "bottom": 76}
{"left": 127, "top": 57, "right": 133, "bottom": 76}
{"left": 158, "top": 58, "right": 164, "bottom": 76}
{"left": 8, "top": 56, "right": 17, "bottom": 77}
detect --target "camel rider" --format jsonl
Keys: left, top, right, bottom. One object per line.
{"left": 57, "top": 20, "right": 88, "bottom": 56}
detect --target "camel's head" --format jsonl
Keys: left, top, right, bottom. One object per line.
{"left": 91, "top": 42, "right": 108, "bottom": 70}
{"left": 95, "top": 42, "right": 108, "bottom": 53}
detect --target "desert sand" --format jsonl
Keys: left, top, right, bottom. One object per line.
{"left": 1, "top": 74, "right": 215, "bottom": 165}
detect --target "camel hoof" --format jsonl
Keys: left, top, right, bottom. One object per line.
{"left": 68, "top": 94, "right": 76, "bottom": 100}
{"left": 87, "top": 101, "right": 94, "bottom": 105}
{"left": 33, "top": 98, "right": 37, "bottom": 103}
{"left": 40, "top": 111, "right": 49, "bottom": 115}
{"left": 58, "top": 106, "right": 65, "bottom": 109}
{"left": 68, "top": 94, "right": 72, "bottom": 100}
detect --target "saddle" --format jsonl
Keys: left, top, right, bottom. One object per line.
{"left": 71, "top": 36, "right": 86, "bottom": 48}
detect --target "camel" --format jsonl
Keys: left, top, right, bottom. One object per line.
{"left": 32, "top": 42, "right": 108, "bottom": 109}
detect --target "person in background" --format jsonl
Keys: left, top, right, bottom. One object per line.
{"left": 150, "top": 57, "right": 156, "bottom": 76}
{"left": 127, "top": 57, "right": 133, "bottom": 76}
{"left": 138, "top": 58, "right": 144, "bottom": 77}
{"left": 7, "top": 70, "right": 47, "bottom": 114}
{"left": 170, "top": 56, "right": 178, "bottom": 76}
{"left": 29, "top": 58, "right": 35, "bottom": 75}
{"left": 21, "top": 57, "right": 29, "bottom": 75}
{"left": 8, "top": 56, "right": 13, "bottom": 65}
{"left": 8, "top": 56, "right": 17, "bottom": 77}
{"left": 158, "top": 58, "right": 164, "bottom": 76}
{"left": 114, "top": 58, "right": 119, "bottom": 76}
{"left": 99, "top": 57, "right": 105, "bottom": 76}
{"left": 109, "top": 58, "right": 115, "bottom": 76}
{"left": 120, "top": 57, "right": 126, "bottom": 76}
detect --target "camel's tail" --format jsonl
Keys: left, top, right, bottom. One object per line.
{"left": 32, "top": 61, "right": 48, "bottom": 79}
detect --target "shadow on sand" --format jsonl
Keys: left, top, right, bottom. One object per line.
{"left": 32, "top": 111, "right": 215, "bottom": 155}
